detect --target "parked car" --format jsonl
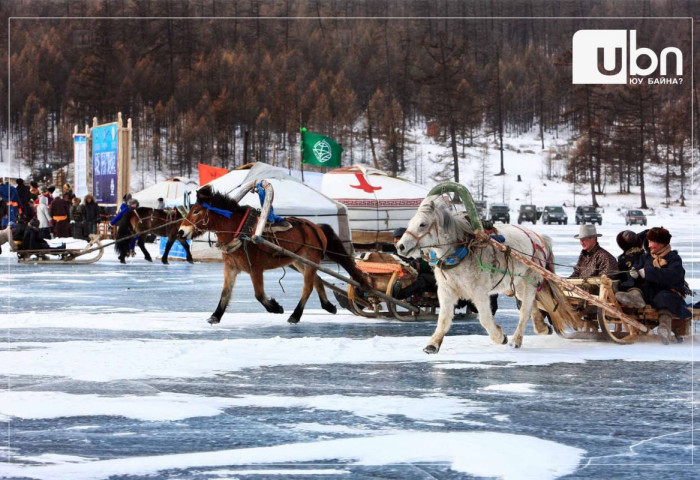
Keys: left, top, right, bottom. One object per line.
{"left": 474, "top": 200, "right": 487, "bottom": 221}
{"left": 541, "top": 206, "right": 568, "bottom": 225}
{"left": 517, "top": 204, "right": 538, "bottom": 224}
{"left": 624, "top": 209, "right": 647, "bottom": 226}
{"left": 575, "top": 205, "right": 602, "bottom": 225}
{"left": 489, "top": 204, "right": 510, "bottom": 223}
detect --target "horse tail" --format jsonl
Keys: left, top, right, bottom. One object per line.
{"left": 319, "top": 224, "right": 370, "bottom": 290}
{"left": 114, "top": 211, "right": 134, "bottom": 257}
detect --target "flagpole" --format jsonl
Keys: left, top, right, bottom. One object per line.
{"left": 300, "top": 123, "right": 305, "bottom": 183}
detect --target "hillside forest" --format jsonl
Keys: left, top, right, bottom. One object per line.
{"left": 1, "top": 0, "right": 697, "bottom": 208}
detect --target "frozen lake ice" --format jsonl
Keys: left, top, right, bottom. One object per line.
{"left": 0, "top": 219, "right": 698, "bottom": 479}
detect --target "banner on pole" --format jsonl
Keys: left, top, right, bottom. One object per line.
{"left": 301, "top": 129, "right": 342, "bottom": 168}
{"left": 73, "top": 134, "right": 88, "bottom": 198}
{"left": 92, "top": 123, "right": 119, "bottom": 204}
{"left": 198, "top": 163, "right": 229, "bottom": 185}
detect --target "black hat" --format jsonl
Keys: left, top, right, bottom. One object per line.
{"left": 616, "top": 230, "right": 641, "bottom": 251}
{"left": 646, "top": 227, "right": 671, "bottom": 245}
{"left": 393, "top": 227, "right": 407, "bottom": 238}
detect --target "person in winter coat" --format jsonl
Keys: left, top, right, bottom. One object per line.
{"left": 70, "top": 197, "right": 87, "bottom": 240}
{"left": 0, "top": 178, "right": 20, "bottom": 227}
{"left": 619, "top": 227, "right": 690, "bottom": 344}
{"left": 36, "top": 195, "right": 52, "bottom": 239}
{"left": 615, "top": 230, "right": 646, "bottom": 293}
{"left": 15, "top": 178, "right": 32, "bottom": 219}
{"left": 21, "top": 218, "right": 65, "bottom": 257}
{"left": 570, "top": 224, "right": 617, "bottom": 279}
{"left": 83, "top": 195, "right": 100, "bottom": 235}
{"left": 49, "top": 193, "right": 71, "bottom": 238}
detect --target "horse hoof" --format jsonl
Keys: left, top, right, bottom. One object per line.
{"left": 423, "top": 345, "right": 439, "bottom": 354}
{"left": 187, "top": 258, "right": 194, "bottom": 264}
{"left": 322, "top": 302, "right": 337, "bottom": 314}
{"left": 207, "top": 316, "right": 220, "bottom": 325}
{"left": 145, "top": 257, "right": 153, "bottom": 262}
{"left": 501, "top": 335, "right": 508, "bottom": 345}
{"left": 287, "top": 316, "right": 300, "bottom": 324}
{"left": 546, "top": 325, "right": 553, "bottom": 335}
{"left": 509, "top": 343, "right": 521, "bottom": 349}
{"left": 119, "top": 259, "right": 126, "bottom": 264}
{"left": 161, "top": 259, "right": 169, "bottom": 265}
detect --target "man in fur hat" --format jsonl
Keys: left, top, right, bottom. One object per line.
{"left": 618, "top": 227, "right": 690, "bottom": 344}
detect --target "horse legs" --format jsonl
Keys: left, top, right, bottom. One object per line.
{"left": 424, "top": 285, "right": 461, "bottom": 354}
{"left": 287, "top": 264, "right": 319, "bottom": 324}
{"left": 137, "top": 236, "right": 152, "bottom": 262}
{"left": 180, "top": 238, "right": 194, "bottom": 264}
{"left": 531, "top": 308, "right": 552, "bottom": 335}
{"left": 161, "top": 237, "right": 175, "bottom": 264}
{"left": 250, "top": 268, "right": 284, "bottom": 315}
{"left": 209, "top": 266, "right": 238, "bottom": 324}
{"left": 510, "top": 282, "right": 538, "bottom": 348}
{"left": 473, "top": 294, "right": 508, "bottom": 346}
{"left": 310, "top": 266, "right": 336, "bottom": 314}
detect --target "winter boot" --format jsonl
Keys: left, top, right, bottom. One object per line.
{"left": 615, "top": 288, "right": 646, "bottom": 308}
{"left": 656, "top": 310, "right": 673, "bottom": 345}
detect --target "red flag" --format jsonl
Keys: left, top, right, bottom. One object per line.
{"left": 198, "top": 163, "right": 228, "bottom": 185}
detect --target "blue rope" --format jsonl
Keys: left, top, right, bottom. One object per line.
{"left": 256, "top": 181, "right": 284, "bottom": 223}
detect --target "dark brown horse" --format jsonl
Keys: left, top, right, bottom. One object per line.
{"left": 115, "top": 207, "right": 193, "bottom": 264}
{"left": 178, "top": 185, "right": 369, "bottom": 325}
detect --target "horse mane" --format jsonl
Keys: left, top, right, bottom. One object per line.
{"left": 196, "top": 185, "right": 243, "bottom": 213}
{"left": 419, "top": 194, "right": 474, "bottom": 239}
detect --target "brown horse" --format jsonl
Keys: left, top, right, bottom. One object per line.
{"left": 115, "top": 207, "right": 193, "bottom": 264}
{"left": 177, "top": 185, "right": 369, "bottom": 325}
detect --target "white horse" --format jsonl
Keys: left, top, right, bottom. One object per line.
{"left": 396, "top": 195, "right": 555, "bottom": 352}
{"left": 0, "top": 225, "right": 12, "bottom": 254}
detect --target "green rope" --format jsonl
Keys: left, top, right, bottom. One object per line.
{"left": 476, "top": 257, "right": 541, "bottom": 288}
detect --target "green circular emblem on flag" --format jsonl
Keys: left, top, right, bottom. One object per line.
{"left": 313, "top": 140, "right": 333, "bottom": 163}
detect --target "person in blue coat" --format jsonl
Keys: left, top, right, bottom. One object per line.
{"left": 628, "top": 227, "right": 690, "bottom": 344}
{"left": 0, "top": 178, "right": 20, "bottom": 227}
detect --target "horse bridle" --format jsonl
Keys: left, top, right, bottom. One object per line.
{"left": 402, "top": 220, "right": 438, "bottom": 255}
{"left": 181, "top": 204, "right": 212, "bottom": 234}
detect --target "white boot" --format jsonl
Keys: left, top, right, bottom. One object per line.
{"left": 657, "top": 311, "right": 673, "bottom": 345}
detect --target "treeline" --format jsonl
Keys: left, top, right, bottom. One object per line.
{"left": 1, "top": 0, "right": 696, "bottom": 207}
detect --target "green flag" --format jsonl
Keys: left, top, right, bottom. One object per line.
{"left": 301, "top": 129, "right": 343, "bottom": 168}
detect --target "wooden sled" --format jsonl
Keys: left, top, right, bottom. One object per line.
{"left": 16, "top": 235, "right": 105, "bottom": 265}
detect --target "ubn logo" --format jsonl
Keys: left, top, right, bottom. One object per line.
{"left": 572, "top": 30, "right": 683, "bottom": 84}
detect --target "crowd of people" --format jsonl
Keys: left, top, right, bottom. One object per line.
{"left": 0, "top": 177, "right": 102, "bottom": 255}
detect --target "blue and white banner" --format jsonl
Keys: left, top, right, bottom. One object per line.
{"left": 92, "top": 123, "right": 118, "bottom": 204}
{"left": 74, "top": 134, "right": 88, "bottom": 199}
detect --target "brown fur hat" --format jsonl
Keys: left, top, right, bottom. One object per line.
{"left": 646, "top": 227, "right": 671, "bottom": 245}
{"left": 616, "top": 230, "right": 641, "bottom": 251}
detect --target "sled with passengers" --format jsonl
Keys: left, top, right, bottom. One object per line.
{"left": 393, "top": 182, "right": 698, "bottom": 353}
{"left": 332, "top": 250, "right": 475, "bottom": 322}
{"left": 540, "top": 275, "right": 699, "bottom": 344}
{"left": 12, "top": 233, "right": 105, "bottom": 264}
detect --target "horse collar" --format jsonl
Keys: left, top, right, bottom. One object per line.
{"left": 429, "top": 244, "right": 469, "bottom": 269}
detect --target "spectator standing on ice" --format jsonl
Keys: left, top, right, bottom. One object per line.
{"left": 83, "top": 194, "right": 100, "bottom": 235}
{"left": 70, "top": 197, "right": 87, "bottom": 240}
{"left": 50, "top": 193, "right": 71, "bottom": 238}
{"left": 36, "top": 195, "right": 52, "bottom": 239}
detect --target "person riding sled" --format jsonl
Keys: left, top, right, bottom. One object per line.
{"left": 616, "top": 227, "right": 690, "bottom": 344}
